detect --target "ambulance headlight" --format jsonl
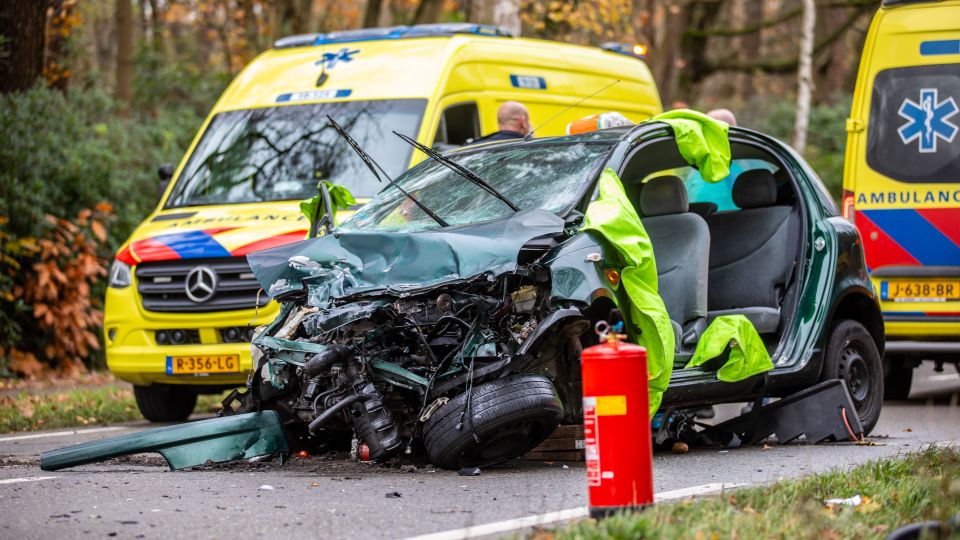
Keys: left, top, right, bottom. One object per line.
{"left": 108, "top": 260, "right": 132, "bottom": 288}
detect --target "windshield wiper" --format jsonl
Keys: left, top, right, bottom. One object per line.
{"left": 392, "top": 131, "right": 521, "bottom": 212}
{"left": 326, "top": 116, "right": 449, "bottom": 228}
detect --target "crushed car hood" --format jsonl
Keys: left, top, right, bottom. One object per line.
{"left": 247, "top": 209, "right": 566, "bottom": 306}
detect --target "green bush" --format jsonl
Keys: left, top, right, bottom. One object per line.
{"left": 0, "top": 84, "right": 208, "bottom": 245}
{"left": 0, "top": 77, "right": 221, "bottom": 372}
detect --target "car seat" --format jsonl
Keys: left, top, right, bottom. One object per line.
{"left": 639, "top": 176, "right": 711, "bottom": 352}
{"left": 705, "top": 169, "right": 799, "bottom": 334}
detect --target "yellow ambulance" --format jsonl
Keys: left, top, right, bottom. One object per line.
{"left": 843, "top": 1, "right": 960, "bottom": 398}
{"left": 105, "top": 23, "right": 662, "bottom": 421}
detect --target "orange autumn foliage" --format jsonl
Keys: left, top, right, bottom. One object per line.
{"left": 6, "top": 204, "right": 113, "bottom": 377}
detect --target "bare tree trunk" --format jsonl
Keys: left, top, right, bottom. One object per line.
{"left": 146, "top": 0, "right": 164, "bottom": 54}
{"left": 468, "top": 0, "right": 488, "bottom": 23}
{"left": 816, "top": 5, "right": 850, "bottom": 101}
{"left": 218, "top": 4, "right": 234, "bottom": 73}
{"left": 115, "top": 0, "right": 134, "bottom": 112}
{"left": 239, "top": 0, "right": 262, "bottom": 56}
{"left": 469, "top": 0, "right": 520, "bottom": 34}
{"left": 651, "top": 2, "right": 685, "bottom": 107}
{"left": 364, "top": 0, "right": 383, "bottom": 27}
{"left": 492, "top": 0, "right": 520, "bottom": 35}
{"left": 676, "top": 0, "right": 724, "bottom": 105}
{"left": 137, "top": 0, "right": 148, "bottom": 38}
{"left": 792, "top": 0, "right": 816, "bottom": 153}
{"left": 412, "top": 0, "right": 444, "bottom": 24}
{"left": 735, "top": 0, "right": 762, "bottom": 101}
{"left": 294, "top": 0, "right": 313, "bottom": 34}
{"left": 0, "top": 0, "right": 47, "bottom": 93}
{"left": 378, "top": 0, "right": 394, "bottom": 26}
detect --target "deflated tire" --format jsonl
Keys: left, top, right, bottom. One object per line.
{"left": 422, "top": 374, "right": 563, "bottom": 470}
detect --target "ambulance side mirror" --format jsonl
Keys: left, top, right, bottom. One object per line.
{"left": 157, "top": 163, "right": 174, "bottom": 200}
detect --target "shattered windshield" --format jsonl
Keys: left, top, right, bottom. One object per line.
{"left": 165, "top": 99, "right": 426, "bottom": 207}
{"left": 340, "top": 142, "right": 613, "bottom": 232}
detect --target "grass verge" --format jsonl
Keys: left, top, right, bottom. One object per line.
{"left": 554, "top": 447, "right": 960, "bottom": 539}
{"left": 0, "top": 385, "right": 228, "bottom": 433}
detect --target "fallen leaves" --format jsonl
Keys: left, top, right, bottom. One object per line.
{"left": 0, "top": 384, "right": 137, "bottom": 432}
{"left": 17, "top": 401, "right": 35, "bottom": 419}
{"left": 4, "top": 205, "right": 113, "bottom": 377}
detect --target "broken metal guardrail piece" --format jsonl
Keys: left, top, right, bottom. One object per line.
{"left": 39, "top": 411, "right": 289, "bottom": 471}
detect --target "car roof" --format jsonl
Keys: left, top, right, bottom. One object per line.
{"left": 451, "top": 123, "right": 774, "bottom": 150}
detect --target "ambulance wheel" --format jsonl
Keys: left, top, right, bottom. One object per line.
{"left": 820, "top": 320, "right": 884, "bottom": 436}
{"left": 883, "top": 354, "right": 914, "bottom": 401}
{"left": 423, "top": 374, "right": 563, "bottom": 470}
{"left": 134, "top": 385, "right": 197, "bottom": 422}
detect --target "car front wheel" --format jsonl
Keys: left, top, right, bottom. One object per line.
{"left": 134, "top": 385, "right": 197, "bottom": 422}
{"left": 820, "top": 320, "right": 884, "bottom": 435}
{"left": 422, "top": 374, "right": 563, "bottom": 470}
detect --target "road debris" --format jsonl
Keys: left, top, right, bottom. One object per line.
{"left": 458, "top": 467, "right": 481, "bottom": 476}
{"left": 824, "top": 494, "right": 862, "bottom": 507}
{"left": 257, "top": 485, "right": 274, "bottom": 491}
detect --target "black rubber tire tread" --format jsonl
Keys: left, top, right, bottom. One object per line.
{"left": 883, "top": 354, "right": 914, "bottom": 401}
{"left": 134, "top": 385, "right": 198, "bottom": 422}
{"left": 423, "top": 374, "right": 563, "bottom": 470}
{"left": 820, "top": 320, "right": 884, "bottom": 436}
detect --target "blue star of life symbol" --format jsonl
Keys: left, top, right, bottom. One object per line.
{"left": 315, "top": 48, "right": 360, "bottom": 70}
{"left": 897, "top": 88, "right": 958, "bottom": 153}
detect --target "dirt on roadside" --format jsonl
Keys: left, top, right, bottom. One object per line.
{"left": 0, "top": 371, "right": 121, "bottom": 398}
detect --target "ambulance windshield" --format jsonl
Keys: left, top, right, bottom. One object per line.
{"left": 165, "top": 99, "right": 426, "bottom": 207}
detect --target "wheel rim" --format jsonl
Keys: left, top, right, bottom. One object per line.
{"left": 839, "top": 339, "right": 871, "bottom": 408}
{"left": 458, "top": 419, "right": 547, "bottom": 467}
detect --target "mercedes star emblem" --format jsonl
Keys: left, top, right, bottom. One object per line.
{"left": 184, "top": 266, "right": 218, "bottom": 303}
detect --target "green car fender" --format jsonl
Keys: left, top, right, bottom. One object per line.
{"left": 512, "top": 231, "right": 628, "bottom": 361}
{"left": 543, "top": 231, "right": 625, "bottom": 310}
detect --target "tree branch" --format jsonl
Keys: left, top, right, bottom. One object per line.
{"left": 705, "top": 6, "right": 870, "bottom": 74}
{"left": 685, "top": 0, "right": 877, "bottom": 38}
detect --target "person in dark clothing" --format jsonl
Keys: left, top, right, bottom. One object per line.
{"left": 469, "top": 101, "right": 531, "bottom": 144}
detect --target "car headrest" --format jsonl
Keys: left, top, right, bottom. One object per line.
{"left": 733, "top": 169, "right": 778, "bottom": 209}
{"left": 640, "top": 176, "right": 688, "bottom": 217}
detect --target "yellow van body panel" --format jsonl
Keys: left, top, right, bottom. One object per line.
{"left": 107, "top": 30, "right": 661, "bottom": 389}
{"left": 844, "top": 1, "right": 960, "bottom": 346}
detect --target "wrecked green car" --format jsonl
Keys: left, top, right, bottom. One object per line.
{"left": 42, "top": 118, "right": 884, "bottom": 472}
{"left": 208, "top": 119, "right": 884, "bottom": 470}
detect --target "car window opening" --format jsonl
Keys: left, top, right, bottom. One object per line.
{"left": 434, "top": 102, "right": 481, "bottom": 150}
{"left": 619, "top": 137, "right": 805, "bottom": 366}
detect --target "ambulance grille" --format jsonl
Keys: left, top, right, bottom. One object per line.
{"left": 135, "top": 257, "right": 268, "bottom": 313}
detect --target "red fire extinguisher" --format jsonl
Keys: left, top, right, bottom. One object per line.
{"left": 581, "top": 321, "right": 654, "bottom": 518}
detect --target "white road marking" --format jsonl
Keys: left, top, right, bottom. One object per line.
{"left": 926, "top": 374, "right": 960, "bottom": 382}
{"left": 404, "top": 482, "right": 746, "bottom": 540}
{"left": 0, "top": 476, "right": 59, "bottom": 485}
{"left": 655, "top": 482, "right": 748, "bottom": 502}
{"left": 0, "top": 426, "right": 127, "bottom": 443}
{"left": 927, "top": 439, "right": 960, "bottom": 449}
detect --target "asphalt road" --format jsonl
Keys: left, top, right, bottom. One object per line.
{"left": 1, "top": 364, "right": 957, "bottom": 540}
